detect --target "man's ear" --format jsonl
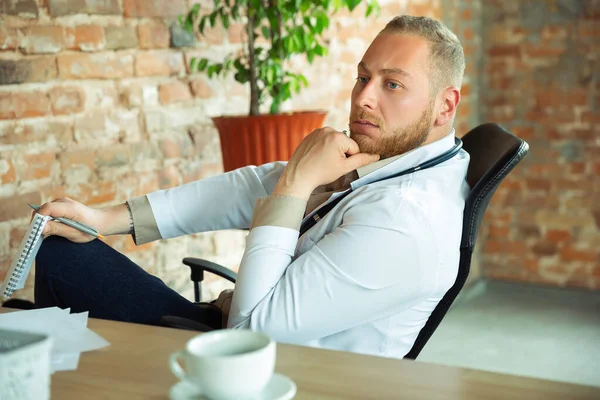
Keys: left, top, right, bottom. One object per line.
{"left": 434, "top": 87, "right": 461, "bottom": 127}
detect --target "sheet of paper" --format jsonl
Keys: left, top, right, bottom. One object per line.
{"left": 0, "top": 307, "right": 109, "bottom": 372}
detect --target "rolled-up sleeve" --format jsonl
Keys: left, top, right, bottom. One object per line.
{"left": 250, "top": 195, "right": 307, "bottom": 231}
{"left": 126, "top": 196, "right": 160, "bottom": 245}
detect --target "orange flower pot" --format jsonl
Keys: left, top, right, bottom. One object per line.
{"left": 212, "top": 111, "right": 328, "bottom": 172}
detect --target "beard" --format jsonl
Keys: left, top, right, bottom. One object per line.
{"left": 349, "top": 100, "right": 435, "bottom": 159}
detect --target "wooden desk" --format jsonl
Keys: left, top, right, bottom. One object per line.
{"left": 1, "top": 309, "right": 598, "bottom": 399}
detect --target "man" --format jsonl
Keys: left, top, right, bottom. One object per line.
{"left": 31, "top": 15, "right": 469, "bottom": 359}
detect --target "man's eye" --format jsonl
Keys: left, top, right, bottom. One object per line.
{"left": 387, "top": 82, "right": 401, "bottom": 89}
{"left": 357, "top": 76, "right": 369, "bottom": 84}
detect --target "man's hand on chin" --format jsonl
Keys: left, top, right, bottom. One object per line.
{"left": 273, "top": 127, "right": 380, "bottom": 200}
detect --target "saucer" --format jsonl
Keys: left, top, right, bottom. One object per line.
{"left": 169, "top": 373, "right": 297, "bottom": 400}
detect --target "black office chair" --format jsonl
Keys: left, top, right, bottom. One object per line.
{"left": 162, "top": 123, "right": 529, "bottom": 360}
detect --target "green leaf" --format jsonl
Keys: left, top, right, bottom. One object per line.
{"left": 199, "top": 16, "right": 207, "bottom": 33}
{"left": 190, "top": 57, "right": 198, "bottom": 72}
{"left": 197, "top": 58, "right": 209, "bottom": 71}
{"left": 222, "top": 13, "right": 230, "bottom": 29}
{"left": 209, "top": 11, "right": 218, "bottom": 27}
{"left": 191, "top": 3, "right": 200, "bottom": 18}
{"left": 313, "top": 44, "right": 326, "bottom": 56}
{"left": 298, "top": 74, "right": 308, "bottom": 87}
{"left": 346, "top": 0, "right": 361, "bottom": 11}
{"left": 261, "top": 25, "right": 270, "bottom": 39}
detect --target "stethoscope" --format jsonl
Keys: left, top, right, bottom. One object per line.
{"left": 299, "top": 137, "right": 463, "bottom": 236}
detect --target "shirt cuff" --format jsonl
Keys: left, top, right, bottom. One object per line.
{"left": 250, "top": 195, "right": 307, "bottom": 231}
{"left": 126, "top": 196, "right": 161, "bottom": 245}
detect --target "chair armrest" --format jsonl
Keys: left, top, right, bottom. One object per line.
{"left": 182, "top": 257, "right": 237, "bottom": 283}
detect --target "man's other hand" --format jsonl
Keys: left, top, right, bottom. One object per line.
{"left": 33, "top": 198, "right": 131, "bottom": 242}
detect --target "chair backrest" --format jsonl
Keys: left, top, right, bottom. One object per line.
{"left": 403, "top": 123, "right": 529, "bottom": 360}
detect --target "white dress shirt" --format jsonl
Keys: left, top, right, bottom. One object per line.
{"left": 138, "top": 131, "right": 470, "bottom": 358}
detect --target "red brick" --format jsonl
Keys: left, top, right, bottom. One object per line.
{"left": 532, "top": 241, "right": 558, "bottom": 256}
{"left": 463, "top": 27, "right": 475, "bottom": 40}
{"left": 526, "top": 178, "right": 551, "bottom": 191}
{"left": 105, "top": 25, "right": 138, "bottom": 50}
{"left": 1, "top": 119, "right": 73, "bottom": 146}
{"left": 58, "top": 52, "right": 133, "bottom": 79}
{"left": 545, "top": 229, "right": 573, "bottom": 244}
{"left": 59, "top": 150, "right": 96, "bottom": 171}
{"left": 0, "top": 26, "right": 19, "bottom": 51}
{"left": 0, "top": 93, "right": 14, "bottom": 120}
{"left": 49, "top": 86, "right": 86, "bottom": 116}
{"left": 228, "top": 23, "right": 245, "bottom": 44}
{"left": 137, "top": 22, "right": 170, "bottom": 49}
{"left": 487, "top": 45, "right": 521, "bottom": 57}
{"left": 460, "top": 8, "right": 473, "bottom": 20}
{"left": 198, "top": 26, "right": 226, "bottom": 45}
{"left": 510, "top": 126, "right": 536, "bottom": 141}
{"left": 0, "top": 159, "right": 16, "bottom": 184}
{"left": 524, "top": 44, "right": 565, "bottom": 58}
{"left": 0, "top": 192, "right": 42, "bottom": 222}
{"left": 47, "top": 0, "right": 121, "bottom": 17}
{"left": 582, "top": 111, "right": 600, "bottom": 124}
{"left": 22, "top": 152, "right": 56, "bottom": 180}
{"left": 66, "top": 25, "right": 105, "bottom": 52}
{"left": 123, "top": 0, "right": 186, "bottom": 18}
{"left": 20, "top": 25, "right": 65, "bottom": 54}
{"left": 12, "top": 91, "right": 51, "bottom": 118}
{"left": 457, "top": 101, "right": 471, "bottom": 118}
{"left": 484, "top": 239, "right": 503, "bottom": 253}
{"left": 560, "top": 247, "right": 598, "bottom": 262}
{"left": 488, "top": 225, "right": 510, "bottom": 238}
{"left": 516, "top": 225, "right": 541, "bottom": 240}
{"left": 28, "top": 55, "right": 59, "bottom": 82}
{"left": 565, "top": 90, "right": 588, "bottom": 106}
{"left": 159, "top": 80, "right": 192, "bottom": 105}
{"left": 96, "top": 145, "right": 131, "bottom": 167}
{"left": 78, "top": 181, "right": 118, "bottom": 205}
{"left": 190, "top": 78, "right": 214, "bottom": 98}
{"left": 523, "top": 258, "right": 539, "bottom": 274}
{"left": 569, "top": 162, "right": 587, "bottom": 175}
{"left": 535, "top": 90, "right": 562, "bottom": 108}
{"left": 135, "top": 51, "right": 184, "bottom": 77}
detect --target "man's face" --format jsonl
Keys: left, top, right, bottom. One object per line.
{"left": 349, "top": 33, "right": 435, "bottom": 159}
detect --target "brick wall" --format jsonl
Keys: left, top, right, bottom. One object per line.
{"left": 1, "top": 0, "right": 479, "bottom": 302}
{"left": 6, "top": 0, "right": 593, "bottom": 306}
{"left": 480, "top": 0, "right": 600, "bottom": 289}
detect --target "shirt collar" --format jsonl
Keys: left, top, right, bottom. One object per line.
{"left": 352, "top": 128, "right": 456, "bottom": 188}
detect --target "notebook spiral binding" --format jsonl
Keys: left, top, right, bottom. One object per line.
{"left": 1, "top": 214, "right": 51, "bottom": 299}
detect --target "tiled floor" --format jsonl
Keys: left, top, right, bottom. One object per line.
{"left": 418, "top": 280, "right": 600, "bottom": 388}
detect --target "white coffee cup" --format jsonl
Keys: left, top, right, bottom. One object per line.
{"left": 169, "top": 329, "right": 276, "bottom": 400}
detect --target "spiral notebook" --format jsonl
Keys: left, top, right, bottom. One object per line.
{"left": 1, "top": 214, "right": 51, "bottom": 300}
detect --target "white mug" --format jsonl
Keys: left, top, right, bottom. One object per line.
{"left": 169, "top": 329, "right": 276, "bottom": 400}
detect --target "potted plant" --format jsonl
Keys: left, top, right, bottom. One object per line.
{"left": 181, "top": 0, "right": 380, "bottom": 171}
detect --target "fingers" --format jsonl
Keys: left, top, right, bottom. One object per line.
{"left": 42, "top": 220, "right": 73, "bottom": 239}
{"left": 346, "top": 152, "right": 380, "bottom": 171}
{"left": 341, "top": 136, "right": 360, "bottom": 156}
{"left": 37, "top": 197, "right": 79, "bottom": 221}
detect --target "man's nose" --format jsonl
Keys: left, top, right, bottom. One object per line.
{"left": 353, "top": 81, "right": 377, "bottom": 110}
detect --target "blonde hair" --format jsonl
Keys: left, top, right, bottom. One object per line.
{"left": 381, "top": 15, "right": 465, "bottom": 94}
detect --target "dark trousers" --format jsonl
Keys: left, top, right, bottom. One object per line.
{"left": 34, "top": 236, "right": 219, "bottom": 327}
